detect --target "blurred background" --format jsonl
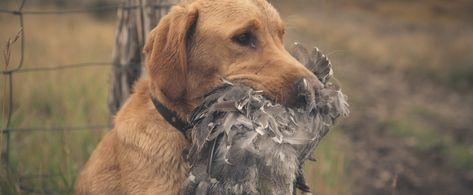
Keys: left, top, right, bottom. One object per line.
{"left": 1, "top": 0, "right": 472, "bottom": 194}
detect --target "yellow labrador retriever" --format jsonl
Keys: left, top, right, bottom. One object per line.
{"left": 75, "top": 0, "right": 322, "bottom": 194}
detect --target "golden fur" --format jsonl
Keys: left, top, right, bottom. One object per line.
{"left": 75, "top": 0, "right": 321, "bottom": 194}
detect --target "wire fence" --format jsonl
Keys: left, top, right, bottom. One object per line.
{"left": 1, "top": 0, "right": 172, "bottom": 193}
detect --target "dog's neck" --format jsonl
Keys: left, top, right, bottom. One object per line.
{"left": 151, "top": 89, "right": 194, "bottom": 123}
{"left": 150, "top": 95, "right": 192, "bottom": 134}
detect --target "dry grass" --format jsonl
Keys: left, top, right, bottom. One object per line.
{"left": 304, "top": 130, "right": 352, "bottom": 195}
{"left": 1, "top": 11, "right": 114, "bottom": 193}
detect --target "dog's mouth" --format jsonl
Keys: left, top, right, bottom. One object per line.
{"left": 224, "top": 77, "right": 316, "bottom": 111}
{"left": 221, "top": 77, "right": 289, "bottom": 107}
{"left": 218, "top": 43, "right": 345, "bottom": 113}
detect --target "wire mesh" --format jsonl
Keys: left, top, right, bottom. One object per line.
{"left": 0, "top": 0, "right": 173, "bottom": 193}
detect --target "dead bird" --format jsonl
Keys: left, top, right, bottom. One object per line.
{"left": 181, "top": 44, "right": 349, "bottom": 195}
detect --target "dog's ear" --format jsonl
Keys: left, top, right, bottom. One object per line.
{"left": 144, "top": 5, "right": 198, "bottom": 102}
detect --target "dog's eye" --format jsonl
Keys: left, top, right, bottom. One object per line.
{"left": 233, "top": 32, "right": 255, "bottom": 48}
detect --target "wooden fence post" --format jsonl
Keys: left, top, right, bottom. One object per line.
{"left": 108, "top": 0, "right": 177, "bottom": 118}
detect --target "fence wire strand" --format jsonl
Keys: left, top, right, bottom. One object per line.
{"left": 1, "top": 125, "right": 112, "bottom": 133}
{"left": 2, "top": 62, "right": 113, "bottom": 74}
{"left": 0, "top": 4, "right": 172, "bottom": 15}
{"left": 1, "top": 0, "right": 173, "bottom": 193}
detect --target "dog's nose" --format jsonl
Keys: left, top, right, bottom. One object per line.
{"left": 296, "top": 77, "right": 323, "bottom": 96}
{"left": 299, "top": 77, "right": 323, "bottom": 91}
{"left": 296, "top": 77, "right": 323, "bottom": 109}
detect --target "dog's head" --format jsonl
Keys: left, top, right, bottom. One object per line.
{"left": 145, "top": 0, "right": 322, "bottom": 117}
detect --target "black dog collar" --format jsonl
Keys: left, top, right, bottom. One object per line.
{"left": 151, "top": 96, "right": 192, "bottom": 135}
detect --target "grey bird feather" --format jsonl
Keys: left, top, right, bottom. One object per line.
{"left": 181, "top": 43, "right": 349, "bottom": 195}
{"left": 290, "top": 42, "right": 334, "bottom": 84}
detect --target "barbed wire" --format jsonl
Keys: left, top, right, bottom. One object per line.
{"left": 0, "top": 4, "right": 172, "bottom": 15}
{"left": 1, "top": 0, "right": 173, "bottom": 193}
{"left": 1, "top": 62, "right": 113, "bottom": 74}
{"left": 1, "top": 125, "right": 112, "bottom": 133}
{"left": 0, "top": 5, "right": 129, "bottom": 15}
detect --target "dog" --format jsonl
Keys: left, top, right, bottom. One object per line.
{"left": 75, "top": 0, "right": 322, "bottom": 194}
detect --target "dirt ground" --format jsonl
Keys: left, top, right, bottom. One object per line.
{"left": 275, "top": 0, "right": 473, "bottom": 194}
{"left": 339, "top": 65, "right": 473, "bottom": 195}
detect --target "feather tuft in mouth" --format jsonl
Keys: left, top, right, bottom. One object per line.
{"left": 181, "top": 44, "right": 349, "bottom": 195}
